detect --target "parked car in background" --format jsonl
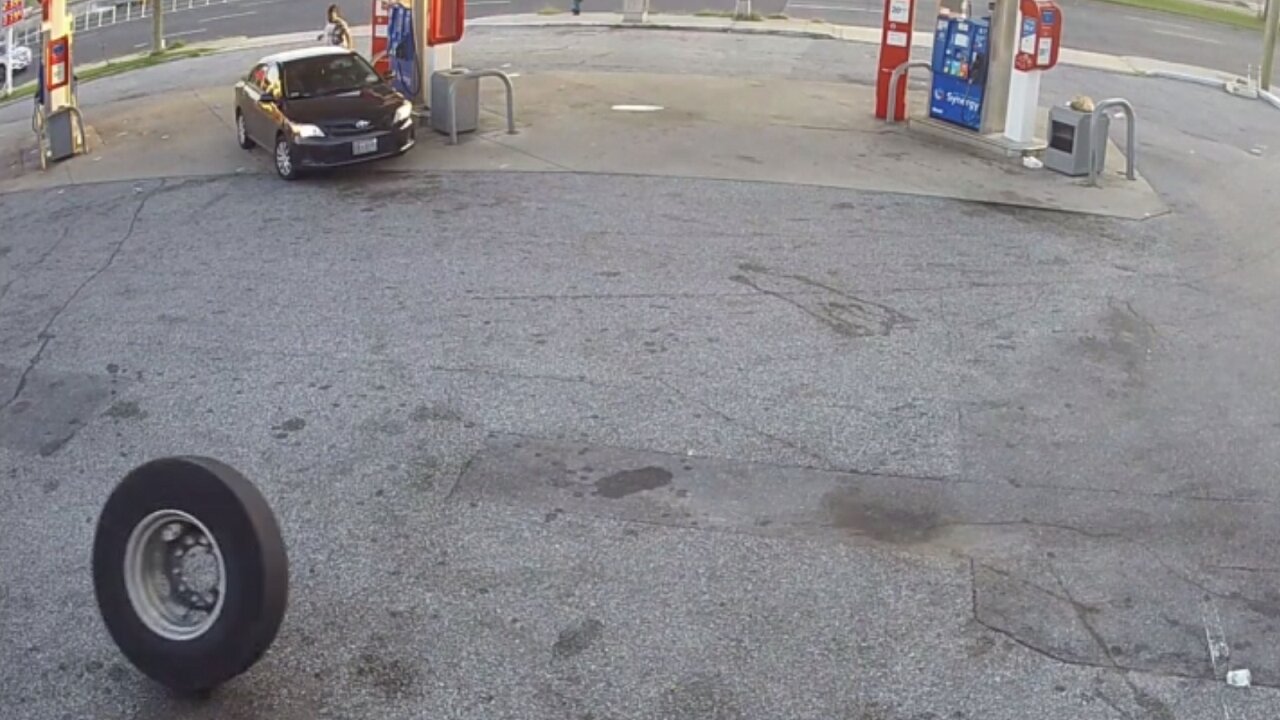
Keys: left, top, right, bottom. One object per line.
{"left": 0, "top": 42, "right": 33, "bottom": 76}
{"left": 233, "top": 46, "right": 415, "bottom": 180}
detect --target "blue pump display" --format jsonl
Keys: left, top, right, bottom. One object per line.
{"left": 387, "top": 3, "right": 419, "bottom": 98}
{"left": 928, "top": 16, "right": 990, "bottom": 132}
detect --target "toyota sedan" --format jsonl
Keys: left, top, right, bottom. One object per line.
{"left": 233, "top": 46, "right": 415, "bottom": 180}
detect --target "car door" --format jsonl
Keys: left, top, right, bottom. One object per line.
{"left": 260, "top": 62, "right": 287, "bottom": 138}
{"left": 239, "top": 63, "right": 273, "bottom": 144}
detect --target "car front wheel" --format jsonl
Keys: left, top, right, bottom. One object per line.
{"left": 274, "top": 135, "right": 298, "bottom": 180}
{"left": 235, "top": 111, "right": 253, "bottom": 150}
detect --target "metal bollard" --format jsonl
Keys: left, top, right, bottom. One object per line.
{"left": 1088, "top": 98, "right": 1136, "bottom": 186}
{"left": 446, "top": 69, "right": 517, "bottom": 146}
{"left": 885, "top": 60, "right": 931, "bottom": 124}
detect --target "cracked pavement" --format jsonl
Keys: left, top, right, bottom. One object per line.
{"left": 3, "top": 31, "right": 1280, "bottom": 720}
{"left": 2, "top": 167, "right": 1279, "bottom": 719}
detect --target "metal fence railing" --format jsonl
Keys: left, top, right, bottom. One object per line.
{"left": 10, "top": 0, "right": 235, "bottom": 49}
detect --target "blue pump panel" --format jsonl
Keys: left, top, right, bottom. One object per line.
{"left": 387, "top": 3, "right": 419, "bottom": 97}
{"left": 928, "top": 17, "right": 990, "bottom": 132}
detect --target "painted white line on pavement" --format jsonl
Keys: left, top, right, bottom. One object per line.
{"left": 468, "top": 0, "right": 512, "bottom": 4}
{"left": 1125, "top": 14, "right": 1195, "bottom": 31}
{"left": 1152, "top": 27, "right": 1221, "bottom": 44}
{"left": 788, "top": 3, "right": 878, "bottom": 11}
{"left": 200, "top": 10, "right": 258, "bottom": 23}
{"left": 237, "top": 0, "right": 291, "bottom": 6}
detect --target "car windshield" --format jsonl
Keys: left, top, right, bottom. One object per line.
{"left": 282, "top": 54, "right": 380, "bottom": 100}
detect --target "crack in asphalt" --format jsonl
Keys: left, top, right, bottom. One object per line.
{"left": 0, "top": 184, "right": 157, "bottom": 413}
{"left": 653, "top": 376, "right": 834, "bottom": 468}
{"left": 426, "top": 364, "right": 622, "bottom": 390}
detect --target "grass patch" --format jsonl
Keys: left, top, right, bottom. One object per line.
{"left": 1, "top": 45, "right": 209, "bottom": 107}
{"left": 537, "top": 5, "right": 565, "bottom": 14}
{"left": 767, "top": 12, "right": 789, "bottom": 19}
{"left": 1091, "top": 0, "right": 1262, "bottom": 30}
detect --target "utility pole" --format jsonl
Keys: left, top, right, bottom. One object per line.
{"left": 151, "top": 0, "right": 164, "bottom": 52}
{"left": 1263, "top": 0, "right": 1278, "bottom": 89}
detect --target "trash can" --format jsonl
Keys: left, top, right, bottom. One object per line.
{"left": 430, "top": 68, "right": 478, "bottom": 136}
{"left": 45, "top": 107, "right": 80, "bottom": 162}
{"left": 1044, "top": 104, "right": 1104, "bottom": 177}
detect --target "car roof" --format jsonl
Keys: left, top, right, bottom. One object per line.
{"left": 258, "top": 46, "right": 352, "bottom": 65}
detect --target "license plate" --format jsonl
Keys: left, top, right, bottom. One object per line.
{"left": 352, "top": 138, "right": 378, "bottom": 156}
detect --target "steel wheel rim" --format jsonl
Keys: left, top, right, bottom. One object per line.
{"left": 123, "top": 509, "right": 227, "bottom": 641}
{"left": 275, "top": 141, "right": 292, "bottom": 176}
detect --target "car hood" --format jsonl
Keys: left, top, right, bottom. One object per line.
{"left": 284, "top": 85, "right": 404, "bottom": 126}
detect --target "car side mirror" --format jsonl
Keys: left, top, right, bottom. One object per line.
{"left": 259, "top": 92, "right": 279, "bottom": 105}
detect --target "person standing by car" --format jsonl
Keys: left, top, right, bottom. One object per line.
{"left": 320, "top": 5, "right": 353, "bottom": 49}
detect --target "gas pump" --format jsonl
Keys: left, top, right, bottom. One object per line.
{"left": 34, "top": 0, "right": 86, "bottom": 167}
{"left": 386, "top": 2, "right": 420, "bottom": 98}
{"left": 928, "top": 16, "right": 990, "bottom": 131}
{"left": 1003, "top": 0, "right": 1062, "bottom": 144}
{"left": 371, "top": 0, "right": 392, "bottom": 77}
{"left": 374, "top": 0, "right": 463, "bottom": 109}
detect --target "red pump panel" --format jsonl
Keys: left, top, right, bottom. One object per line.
{"left": 46, "top": 35, "right": 70, "bottom": 91}
{"left": 371, "top": 0, "right": 392, "bottom": 76}
{"left": 874, "top": 0, "right": 915, "bottom": 120}
{"left": 428, "top": 0, "right": 464, "bottom": 45}
{"left": 1014, "top": 0, "right": 1062, "bottom": 72}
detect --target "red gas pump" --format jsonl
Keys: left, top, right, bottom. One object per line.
{"left": 874, "top": 0, "right": 915, "bottom": 120}
{"left": 428, "top": 0, "right": 464, "bottom": 45}
{"left": 1004, "top": 0, "right": 1062, "bottom": 143}
{"left": 1014, "top": 0, "right": 1061, "bottom": 72}
{"left": 371, "top": 0, "right": 392, "bottom": 76}
{"left": 45, "top": 35, "right": 70, "bottom": 91}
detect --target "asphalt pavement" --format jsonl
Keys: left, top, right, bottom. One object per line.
{"left": 2, "top": 23, "right": 1280, "bottom": 720}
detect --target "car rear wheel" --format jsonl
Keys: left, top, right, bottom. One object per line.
{"left": 235, "top": 111, "right": 253, "bottom": 150}
{"left": 274, "top": 135, "right": 298, "bottom": 181}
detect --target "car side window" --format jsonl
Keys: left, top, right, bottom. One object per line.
{"left": 247, "top": 64, "right": 268, "bottom": 93}
{"left": 265, "top": 64, "right": 282, "bottom": 98}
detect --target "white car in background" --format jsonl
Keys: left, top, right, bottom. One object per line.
{"left": 0, "top": 42, "right": 33, "bottom": 76}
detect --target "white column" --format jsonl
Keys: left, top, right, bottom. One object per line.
{"left": 1003, "top": 67, "right": 1040, "bottom": 144}
{"left": 1002, "top": 7, "right": 1041, "bottom": 144}
{"left": 429, "top": 43, "right": 452, "bottom": 75}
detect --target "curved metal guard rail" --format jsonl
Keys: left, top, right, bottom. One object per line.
{"left": 885, "top": 60, "right": 931, "bottom": 124}
{"left": 1089, "top": 98, "right": 1136, "bottom": 186}
{"left": 447, "top": 69, "right": 517, "bottom": 146}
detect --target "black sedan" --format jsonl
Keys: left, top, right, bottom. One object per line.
{"left": 233, "top": 47, "right": 415, "bottom": 180}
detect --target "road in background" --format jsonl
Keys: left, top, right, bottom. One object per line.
{"left": 781, "top": 0, "right": 1262, "bottom": 73}
{"left": 6, "top": 0, "right": 1264, "bottom": 73}
{"left": 35, "top": 0, "right": 726, "bottom": 66}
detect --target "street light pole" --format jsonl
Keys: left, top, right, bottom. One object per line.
{"left": 4, "top": 26, "right": 13, "bottom": 97}
{"left": 1264, "top": 0, "right": 1278, "bottom": 89}
{"left": 151, "top": 0, "right": 164, "bottom": 52}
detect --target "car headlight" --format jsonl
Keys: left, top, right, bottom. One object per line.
{"left": 292, "top": 123, "right": 325, "bottom": 139}
{"left": 393, "top": 102, "right": 413, "bottom": 125}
